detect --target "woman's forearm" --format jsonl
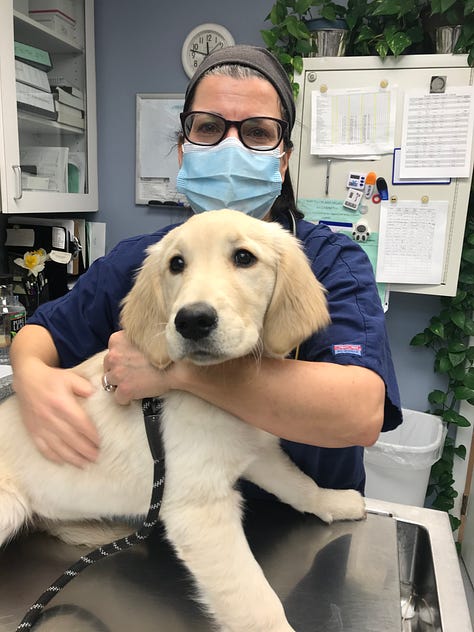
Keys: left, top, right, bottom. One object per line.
{"left": 171, "top": 357, "right": 385, "bottom": 448}
{"left": 10, "top": 324, "right": 60, "bottom": 372}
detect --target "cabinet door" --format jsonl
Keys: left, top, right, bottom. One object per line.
{"left": 0, "top": 0, "right": 97, "bottom": 213}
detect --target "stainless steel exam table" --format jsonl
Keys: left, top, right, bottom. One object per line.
{"left": 0, "top": 497, "right": 470, "bottom": 632}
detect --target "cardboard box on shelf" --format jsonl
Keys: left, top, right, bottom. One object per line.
{"left": 28, "top": 10, "right": 77, "bottom": 44}
{"left": 28, "top": 0, "right": 76, "bottom": 22}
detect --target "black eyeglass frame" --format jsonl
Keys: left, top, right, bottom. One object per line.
{"left": 179, "top": 111, "right": 289, "bottom": 152}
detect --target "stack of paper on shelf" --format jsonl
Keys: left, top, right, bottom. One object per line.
{"left": 14, "top": 43, "right": 56, "bottom": 120}
{"left": 52, "top": 86, "right": 85, "bottom": 129}
{"left": 54, "top": 101, "right": 85, "bottom": 128}
{"left": 19, "top": 146, "right": 68, "bottom": 193}
{"left": 14, "top": 41, "right": 52, "bottom": 72}
{"left": 51, "top": 85, "right": 84, "bottom": 109}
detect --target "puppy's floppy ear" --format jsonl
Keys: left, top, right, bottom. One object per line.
{"left": 120, "top": 244, "right": 171, "bottom": 369}
{"left": 263, "top": 233, "right": 330, "bottom": 357}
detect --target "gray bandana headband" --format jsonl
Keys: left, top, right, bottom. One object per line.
{"left": 183, "top": 45, "right": 296, "bottom": 133}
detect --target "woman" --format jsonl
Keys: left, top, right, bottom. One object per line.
{"left": 10, "top": 45, "right": 401, "bottom": 494}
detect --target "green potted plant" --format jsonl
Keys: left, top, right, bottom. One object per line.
{"left": 261, "top": 0, "right": 474, "bottom": 96}
{"left": 346, "top": 0, "right": 427, "bottom": 58}
{"left": 410, "top": 185, "right": 474, "bottom": 532}
{"left": 427, "top": 0, "right": 474, "bottom": 64}
{"left": 261, "top": 0, "right": 348, "bottom": 98}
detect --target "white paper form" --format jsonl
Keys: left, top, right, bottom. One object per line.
{"left": 311, "top": 87, "right": 396, "bottom": 156}
{"left": 400, "top": 87, "right": 474, "bottom": 179}
{"left": 376, "top": 200, "right": 449, "bottom": 284}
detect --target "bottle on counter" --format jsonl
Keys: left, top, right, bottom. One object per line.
{"left": 0, "top": 274, "right": 26, "bottom": 365}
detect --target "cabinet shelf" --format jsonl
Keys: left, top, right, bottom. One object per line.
{"left": 13, "top": 10, "right": 82, "bottom": 54}
{"left": 18, "top": 111, "right": 85, "bottom": 136}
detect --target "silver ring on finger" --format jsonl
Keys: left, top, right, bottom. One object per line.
{"left": 102, "top": 373, "right": 117, "bottom": 393}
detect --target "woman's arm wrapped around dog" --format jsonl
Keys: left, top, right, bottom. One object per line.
{"left": 105, "top": 330, "right": 384, "bottom": 449}
{"left": 10, "top": 324, "right": 100, "bottom": 468}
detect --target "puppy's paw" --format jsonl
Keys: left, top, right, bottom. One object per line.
{"left": 312, "top": 488, "right": 366, "bottom": 524}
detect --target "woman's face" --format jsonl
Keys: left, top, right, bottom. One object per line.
{"left": 178, "top": 75, "right": 291, "bottom": 181}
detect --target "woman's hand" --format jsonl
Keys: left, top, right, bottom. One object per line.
{"left": 13, "top": 358, "right": 99, "bottom": 468}
{"left": 104, "top": 331, "right": 173, "bottom": 405}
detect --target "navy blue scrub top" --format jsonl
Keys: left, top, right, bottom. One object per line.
{"left": 28, "top": 216, "right": 402, "bottom": 494}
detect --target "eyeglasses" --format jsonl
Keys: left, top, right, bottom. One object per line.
{"left": 180, "top": 111, "right": 288, "bottom": 152}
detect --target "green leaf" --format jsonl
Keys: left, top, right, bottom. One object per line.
{"left": 450, "top": 310, "right": 466, "bottom": 329}
{"left": 444, "top": 409, "right": 471, "bottom": 427}
{"left": 449, "top": 515, "right": 462, "bottom": 531}
{"left": 270, "top": 3, "right": 288, "bottom": 25}
{"left": 448, "top": 341, "right": 468, "bottom": 353}
{"left": 452, "top": 290, "right": 468, "bottom": 304}
{"left": 261, "top": 30, "right": 278, "bottom": 48}
{"left": 295, "top": 0, "right": 312, "bottom": 15}
{"left": 459, "top": 271, "right": 474, "bottom": 284}
{"left": 432, "top": 494, "right": 455, "bottom": 511}
{"left": 464, "top": 371, "right": 474, "bottom": 389}
{"left": 428, "top": 320, "right": 445, "bottom": 338}
{"left": 448, "top": 351, "right": 467, "bottom": 367}
{"left": 455, "top": 445, "right": 467, "bottom": 459}
{"left": 321, "top": 5, "right": 338, "bottom": 21}
{"left": 410, "top": 332, "right": 429, "bottom": 346}
{"left": 453, "top": 386, "right": 474, "bottom": 401}
{"left": 437, "top": 354, "right": 452, "bottom": 373}
{"left": 374, "top": 40, "right": 390, "bottom": 58}
{"left": 428, "top": 389, "right": 447, "bottom": 405}
{"left": 385, "top": 30, "right": 412, "bottom": 56}
{"left": 277, "top": 51, "right": 293, "bottom": 65}
{"left": 372, "top": 0, "right": 401, "bottom": 16}
{"left": 293, "top": 55, "right": 304, "bottom": 74}
{"left": 462, "top": 248, "right": 474, "bottom": 264}
{"left": 464, "top": 318, "right": 474, "bottom": 336}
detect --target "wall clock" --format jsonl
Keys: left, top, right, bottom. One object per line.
{"left": 181, "top": 23, "right": 235, "bottom": 79}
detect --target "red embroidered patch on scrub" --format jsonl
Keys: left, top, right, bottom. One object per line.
{"left": 332, "top": 344, "right": 362, "bottom": 356}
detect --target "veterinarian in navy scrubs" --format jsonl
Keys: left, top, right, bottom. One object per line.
{"left": 10, "top": 45, "right": 402, "bottom": 495}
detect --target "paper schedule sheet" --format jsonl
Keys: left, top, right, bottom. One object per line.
{"left": 376, "top": 200, "right": 449, "bottom": 284}
{"left": 400, "top": 87, "right": 474, "bottom": 178}
{"left": 311, "top": 87, "right": 396, "bottom": 156}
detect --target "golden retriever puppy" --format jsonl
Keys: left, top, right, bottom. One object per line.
{"left": 0, "top": 210, "right": 365, "bottom": 632}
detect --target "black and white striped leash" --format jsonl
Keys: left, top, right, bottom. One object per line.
{"left": 15, "top": 397, "right": 166, "bottom": 631}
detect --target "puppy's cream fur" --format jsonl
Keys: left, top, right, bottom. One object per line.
{"left": 0, "top": 210, "right": 365, "bottom": 632}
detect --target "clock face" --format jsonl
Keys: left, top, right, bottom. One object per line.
{"left": 182, "top": 23, "right": 235, "bottom": 78}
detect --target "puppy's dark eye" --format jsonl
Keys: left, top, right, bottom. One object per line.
{"left": 233, "top": 249, "right": 257, "bottom": 268}
{"left": 169, "top": 255, "right": 185, "bottom": 274}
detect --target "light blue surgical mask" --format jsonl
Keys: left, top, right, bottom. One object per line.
{"left": 176, "top": 138, "right": 284, "bottom": 219}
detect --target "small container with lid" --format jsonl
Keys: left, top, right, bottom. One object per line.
{"left": 0, "top": 274, "right": 26, "bottom": 365}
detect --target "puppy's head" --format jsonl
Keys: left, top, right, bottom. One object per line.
{"left": 120, "top": 210, "right": 330, "bottom": 368}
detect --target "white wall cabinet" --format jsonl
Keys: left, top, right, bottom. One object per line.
{"left": 0, "top": 0, "right": 98, "bottom": 213}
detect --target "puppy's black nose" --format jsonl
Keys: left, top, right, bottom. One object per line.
{"left": 174, "top": 303, "right": 218, "bottom": 341}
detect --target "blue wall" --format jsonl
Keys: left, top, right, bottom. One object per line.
{"left": 93, "top": 0, "right": 446, "bottom": 412}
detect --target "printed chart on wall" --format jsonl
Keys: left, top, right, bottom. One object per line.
{"left": 136, "top": 94, "right": 186, "bottom": 206}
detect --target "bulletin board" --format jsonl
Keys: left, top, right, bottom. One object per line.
{"left": 135, "top": 93, "right": 187, "bottom": 206}
{"left": 292, "top": 54, "right": 474, "bottom": 297}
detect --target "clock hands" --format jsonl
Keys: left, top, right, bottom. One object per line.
{"left": 208, "top": 41, "right": 224, "bottom": 55}
{"left": 191, "top": 41, "right": 224, "bottom": 58}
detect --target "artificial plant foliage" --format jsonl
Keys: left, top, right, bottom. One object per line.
{"left": 410, "top": 190, "right": 474, "bottom": 531}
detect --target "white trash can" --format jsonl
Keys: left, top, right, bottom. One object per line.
{"left": 364, "top": 408, "right": 447, "bottom": 507}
